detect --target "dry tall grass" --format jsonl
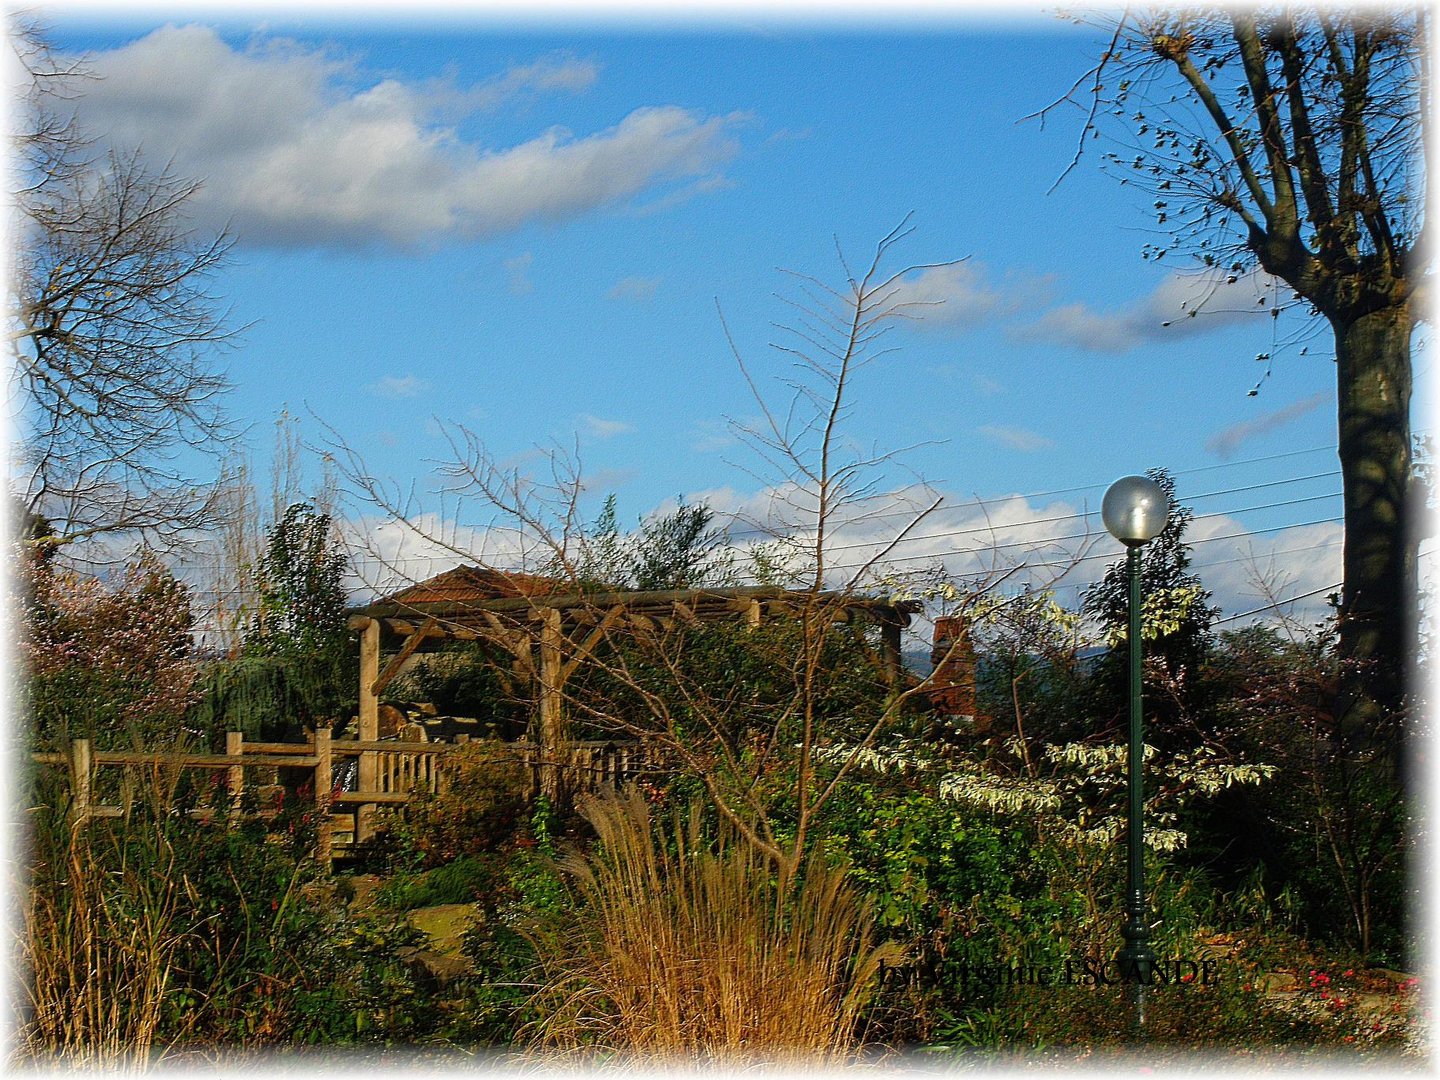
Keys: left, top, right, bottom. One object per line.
{"left": 20, "top": 821, "right": 194, "bottom": 1068}
{"left": 530, "top": 791, "right": 899, "bottom": 1065}
{"left": 18, "top": 763, "right": 201, "bottom": 1069}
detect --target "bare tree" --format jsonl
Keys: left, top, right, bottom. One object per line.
{"left": 1045, "top": 7, "right": 1427, "bottom": 757}
{"left": 328, "top": 223, "right": 1015, "bottom": 889}
{"left": 9, "top": 24, "right": 239, "bottom": 556}
{"left": 198, "top": 410, "right": 339, "bottom": 653}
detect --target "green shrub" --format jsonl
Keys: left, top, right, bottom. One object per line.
{"left": 19, "top": 775, "right": 437, "bottom": 1061}
{"left": 377, "top": 854, "right": 503, "bottom": 911}
{"left": 402, "top": 740, "right": 531, "bottom": 867}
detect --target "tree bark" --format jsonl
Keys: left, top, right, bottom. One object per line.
{"left": 1333, "top": 300, "right": 1416, "bottom": 766}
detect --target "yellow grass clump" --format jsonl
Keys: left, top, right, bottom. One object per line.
{"left": 529, "top": 790, "right": 899, "bottom": 1065}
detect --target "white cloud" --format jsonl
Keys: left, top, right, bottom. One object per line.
{"left": 1205, "top": 392, "right": 1330, "bottom": 459}
{"left": 370, "top": 374, "right": 429, "bottom": 398}
{"left": 606, "top": 276, "right": 660, "bottom": 302}
{"left": 686, "top": 418, "right": 737, "bottom": 454}
{"left": 342, "top": 512, "right": 534, "bottom": 600}
{"left": 978, "top": 425, "right": 1054, "bottom": 453}
{"left": 887, "top": 261, "right": 1011, "bottom": 329}
{"left": 448, "top": 54, "right": 599, "bottom": 112}
{"left": 579, "top": 414, "right": 634, "bottom": 439}
{"left": 1182, "top": 515, "right": 1344, "bottom": 628}
{"left": 1017, "top": 269, "right": 1281, "bottom": 352}
{"left": 336, "top": 477, "right": 1346, "bottom": 633}
{"left": 73, "top": 26, "right": 741, "bottom": 249}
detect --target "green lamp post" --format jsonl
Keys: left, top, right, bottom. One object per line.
{"left": 1101, "top": 474, "right": 1169, "bottom": 1028}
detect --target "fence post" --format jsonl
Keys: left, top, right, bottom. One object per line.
{"left": 357, "top": 618, "right": 380, "bottom": 845}
{"left": 226, "top": 731, "right": 244, "bottom": 824}
{"left": 69, "top": 738, "right": 92, "bottom": 828}
{"left": 313, "top": 726, "right": 333, "bottom": 869}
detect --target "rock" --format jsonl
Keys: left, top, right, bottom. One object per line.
{"left": 1258, "top": 971, "right": 1298, "bottom": 992}
{"left": 377, "top": 704, "right": 408, "bottom": 738}
{"left": 346, "top": 873, "right": 385, "bottom": 913}
{"left": 396, "top": 946, "right": 473, "bottom": 990}
{"left": 407, "top": 902, "right": 481, "bottom": 957}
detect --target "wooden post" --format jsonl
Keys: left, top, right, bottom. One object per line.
{"left": 69, "top": 738, "right": 92, "bottom": 828}
{"left": 357, "top": 618, "right": 380, "bottom": 843}
{"left": 538, "top": 608, "right": 565, "bottom": 806}
{"left": 313, "top": 727, "right": 333, "bottom": 869}
{"left": 745, "top": 598, "right": 763, "bottom": 628}
{"left": 880, "top": 621, "right": 903, "bottom": 688}
{"left": 226, "top": 731, "right": 244, "bottom": 824}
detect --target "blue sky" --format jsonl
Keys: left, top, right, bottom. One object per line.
{"left": 37, "top": 5, "right": 1422, "bottom": 625}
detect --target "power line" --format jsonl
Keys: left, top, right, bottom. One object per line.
{"left": 826, "top": 515, "right": 1345, "bottom": 574}
{"left": 1213, "top": 583, "right": 1342, "bottom": 625}
{"left": 807, "top": 490, "right": 1342, "bottom": 557}
{"left": 1188, "top": 537, "right": 1343, "bottom": 573}
{"left": 1184, "top": 470, "right": 1340, "bottom": 501}
{"left": 711, "top": 445, "right": 1340, "bottom": 529}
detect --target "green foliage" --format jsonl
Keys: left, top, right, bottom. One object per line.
{"left": 204, "top": 502, "right": 357, "bottom": 740}
{"left": 1192, "top": 624, "right": 1408, "bottom": 961}
{"left": 188, "top": 651, "right": 352, "bottom": 744}
{"left": 571, "top": 615, "right": 892, "bottom": 751}
{"left": 1082, "top": 468, "right": 1219, "bottom": 739}
{"left": 573, "top": 494, "right": 735, "bottom": 591}
{"left": 20, "top": 783, "right": 434, "bottom": 1056}
{"left": 246, "top": 502, "right": 350, "bottom": 658}
{"left": 935, "top": 959, "right": 1420, "bottom": 1058}
{"left": 388, "top": 642, "right": 526, "bottom": 734}
{"left": 809, "top": 761, "right": 1042, "bottom": 1044}
{"left": 970, "top": 584, "right": 1091, "bottom": 744}
{"left": 454, "top": 843, "right": 569, "bottom": 1046}
{"left": 376, "top": 854, "right": 503, "bottom": 911}
{"left": 402, "top": 741, "right": 531, "bottom": 867}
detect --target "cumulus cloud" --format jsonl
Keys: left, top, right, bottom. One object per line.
{"left": 370, "top": 374, "right": 429, "bottom": 398}
{"left": 579, "top": 414, "right": 634, "bottom": 439}
{"left": 1205, "top": 392, "right": 1330, "bottom": 459}
{"left": 607, "top": 276, "right": 661, "bottom": 302}
{"left": 334, "top": 474, "right": 1345, "bottom": 636}
{"left": 978, "top": 425, "right": 1054, "bottom": 453}
{"left": 1017, "top": 269, "right": 1281, "bottom": 352}
{"left": 73, "top": 26, "right": 741, "bottom": 249}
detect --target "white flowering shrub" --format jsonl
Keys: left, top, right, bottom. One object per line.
{"left": 940, "top": 738, "right": 1275, "bottom": 855}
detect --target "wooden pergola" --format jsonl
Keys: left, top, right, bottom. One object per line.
{"left": 345, "top": 568, "right": 919, "bottom": 823}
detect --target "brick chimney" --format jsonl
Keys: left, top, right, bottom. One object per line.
{"left": 928, "top": 615, "right": 978, "bottom": 723}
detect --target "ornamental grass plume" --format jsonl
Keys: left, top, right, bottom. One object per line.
{"left": 19, "top": 789, "right": 195, "bottom": 1068}
{"left": 528, "top": 790, "right": 898, "bottom": 1065}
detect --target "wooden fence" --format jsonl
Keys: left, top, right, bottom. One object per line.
{"left": 30, "top": 731, "right": 667, "bottom": 868}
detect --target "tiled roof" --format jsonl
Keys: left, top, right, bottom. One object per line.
{"left": 383, "top": 565, "right": 564, "bottom": 606}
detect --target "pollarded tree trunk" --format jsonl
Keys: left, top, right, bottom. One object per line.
{"left": 1333, "top": 299, "right": 1417, "bottom": 772}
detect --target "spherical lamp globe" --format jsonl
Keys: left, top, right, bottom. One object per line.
{"left": 1102, "top": 475, "right": 1169, "bottom": 546}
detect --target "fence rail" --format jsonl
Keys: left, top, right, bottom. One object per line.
{"left": 30, "top": 730, "right": 664, "bottom": 867}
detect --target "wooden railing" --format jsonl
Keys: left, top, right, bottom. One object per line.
{"left": 30, "top": 731, "right": 664, "bottom": 867}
